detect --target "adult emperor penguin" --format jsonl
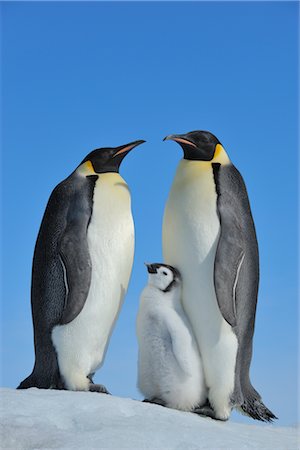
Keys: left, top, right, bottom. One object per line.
{"left": 136, "top": 263, "right": 207, "bottom": 411}
{"left": 18, "top": 139, "right": 145, "bottom": 392}
{"left": 162, "top": 130, "right": 276, "bottom": 422}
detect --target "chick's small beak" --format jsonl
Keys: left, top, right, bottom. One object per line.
{"left": 145, "top": 263, "right": 157, "bottom": 274}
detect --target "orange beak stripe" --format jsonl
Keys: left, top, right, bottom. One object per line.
{"left": 113, "top": 144, "right": 137, "bottom": 157}
{"left": 171, "top": 137, "right": 197, "bottom": 148}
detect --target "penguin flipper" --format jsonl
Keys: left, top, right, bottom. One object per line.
{"left": 163, "top": 315, "right": 194, "bottom": 376}
{"left": 53, "top": 174, "right": 97, "bottom": 326}
{"left": 212, "top": 163, "right": 257, "bottom": 328}
{"left": 213, "top": 237, "right": 244, "bottom": 328}
{"left": 59, "top": 222, "right": 92, "bottom": 325}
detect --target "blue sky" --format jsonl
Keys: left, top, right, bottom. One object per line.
{"left": 1, "top": 2, "right": 298, "bottom": 426}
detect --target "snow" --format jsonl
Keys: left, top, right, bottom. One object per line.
{"left": 0, "top": 388, "right": 298, "bottom": 450}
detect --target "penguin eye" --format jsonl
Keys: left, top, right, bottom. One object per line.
{"left": 162, "top": 271, "right": 168, "bottom": 276}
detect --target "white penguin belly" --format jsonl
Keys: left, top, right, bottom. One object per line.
{"left": 163, "top": 160, "right": 238, "bottom": 417}
{"left": 52, "top": 173, "right": 134, "bottom": 389}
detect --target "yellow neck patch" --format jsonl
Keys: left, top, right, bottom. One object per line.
{"left": 213, "top": 144, "right": 230, "bottom": 165}
{"left": 77, "top": 160, "right": 95, "bottom": 176}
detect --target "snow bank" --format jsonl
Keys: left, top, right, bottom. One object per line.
{"left": 0, "top": 388, "right": 298, "bottom": 449}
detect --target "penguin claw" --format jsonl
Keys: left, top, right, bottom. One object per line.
{"left": 89, "top": 383, "right": 111, "bottom": 394}
{"left": 193, "top": 405, "right": 227, "bottom": 421}
{"left": 143, "top": 397, "right": 166, "bottom": 407}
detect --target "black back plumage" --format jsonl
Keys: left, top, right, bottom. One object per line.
{"left": 212, "top": 162, "right": 276, "bottom": 422}
{"left": 18, "top": 172, "right": 98, "bottom": 389}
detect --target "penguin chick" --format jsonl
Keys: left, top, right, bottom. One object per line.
{"left": 136, "top": 263, "right": 207, "bottom": 412}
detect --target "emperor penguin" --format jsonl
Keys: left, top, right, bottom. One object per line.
{"left": 162, "top": 130, "right": 276, "bottom": 422}
{"left": 18, "top": 140, "right": 145, "bottom": 393}
{"left": 136, "top": 263, "right": 207, "bottom": 412}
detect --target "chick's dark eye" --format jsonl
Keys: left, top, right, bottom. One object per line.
{"left": 162, "top": 271, "right": 168, "bottom": 276}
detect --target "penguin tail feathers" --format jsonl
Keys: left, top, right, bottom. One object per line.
{"left": 17, "top": 373, "right": 39, "bottom": 389}
{"left": 18, "top": 344, "right": 62, "bottom": 389}
{"left": 17, "top": 366, "right": 61, "bottom": 390}
{"left": 239, "top": 386, "right": 278, "bottom": 422}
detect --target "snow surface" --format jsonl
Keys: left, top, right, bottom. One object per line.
{"left": 0, "top": 388, "right": 298, "bottom": 450}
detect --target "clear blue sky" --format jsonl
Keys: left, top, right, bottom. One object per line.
{"left": 1, "top": 2, "right": 298, "bottom": 427}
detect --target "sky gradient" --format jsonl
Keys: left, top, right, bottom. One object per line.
{"left": 1, "top": 2, "right": 298, "bottom": 426}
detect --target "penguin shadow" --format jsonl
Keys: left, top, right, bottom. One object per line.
{"left": 88, "top": 285, "right": 127, "bottom": 393}
{"left": 182, "top": 232, "right": 225, "bottom": 342}
{"left": 102, "top": 284, "right": 126, "bottom": 362}
{"left": 114, "top": 182, "right": 130, "bottom": 193}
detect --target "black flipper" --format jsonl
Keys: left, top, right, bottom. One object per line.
{"left": 59, "top": 175, "right": 98, "bottom": 324}
{"left": 212, "top": 163, "right": 251, "bottom": 328}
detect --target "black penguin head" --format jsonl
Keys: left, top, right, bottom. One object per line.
{"left": 145, "top": 263, "right": 181, "bottom": 293}
{"left": 164, "top": 130, "right": 221, "bottom": 161}
{"left": 79, "top": 140, "right": 145, "bottom": 174}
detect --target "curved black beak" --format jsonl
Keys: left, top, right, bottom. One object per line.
{"left": 163, "top": 134, "right": 197, "bottom": 148}
{"left": 113, "top": 140, "right": 146, "bottom": 157}
{"left": 163, "top": 134, "right": 177, "bottom": 142}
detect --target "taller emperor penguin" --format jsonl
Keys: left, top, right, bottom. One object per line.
{"left": 18, "top": 140, "right": 145, "bottom": 393}
{"left": 163, "top": 130, "right": 276, "bottom": 422}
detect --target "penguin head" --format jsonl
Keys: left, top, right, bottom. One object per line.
{"left": 145, "top": 263, "right": 181, "bottom": 293}
{"left": 78, "top": 140, "right": 145, "bottom": 174}
{"left": 164, "top": 130, "right": 223, "bottom": 161}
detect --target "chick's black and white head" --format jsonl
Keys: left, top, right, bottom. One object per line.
{"left": 164, "top": 130, "right": 222, "bottom": 161}
{"left": 145, "top": 263, "right": 181, "bottom": 293}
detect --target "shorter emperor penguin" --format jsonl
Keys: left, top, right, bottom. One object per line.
{"left": 136, "top": 263, "right": 207, "bottom": 412}
{"left": 163, "top": 130, "right": 277, "bottom": 422}
{"left": 18, "top": 139, "right": 145, "bottom": 393}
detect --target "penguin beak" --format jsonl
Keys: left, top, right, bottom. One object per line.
{"left": 163, "top": 134, "right": 197, "bottom": 148}
{"left": 113, "top": 140, "right": 146, "bottom": 157}
{"left": 145, "top": 263, "right": 157, "bottom": 274}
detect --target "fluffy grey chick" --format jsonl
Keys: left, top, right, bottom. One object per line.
{"left": 136, "top": 263, "right": 207, "bottom": 411}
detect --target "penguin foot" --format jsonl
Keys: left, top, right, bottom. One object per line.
{"left": 193, "top": 405, "right": 228, "bottom": 421}
{"left": 143, "top": 397, "right": 166, "bottom": 407}
{"left": 89, "top": 383, "right": 111, "bottom": 394}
